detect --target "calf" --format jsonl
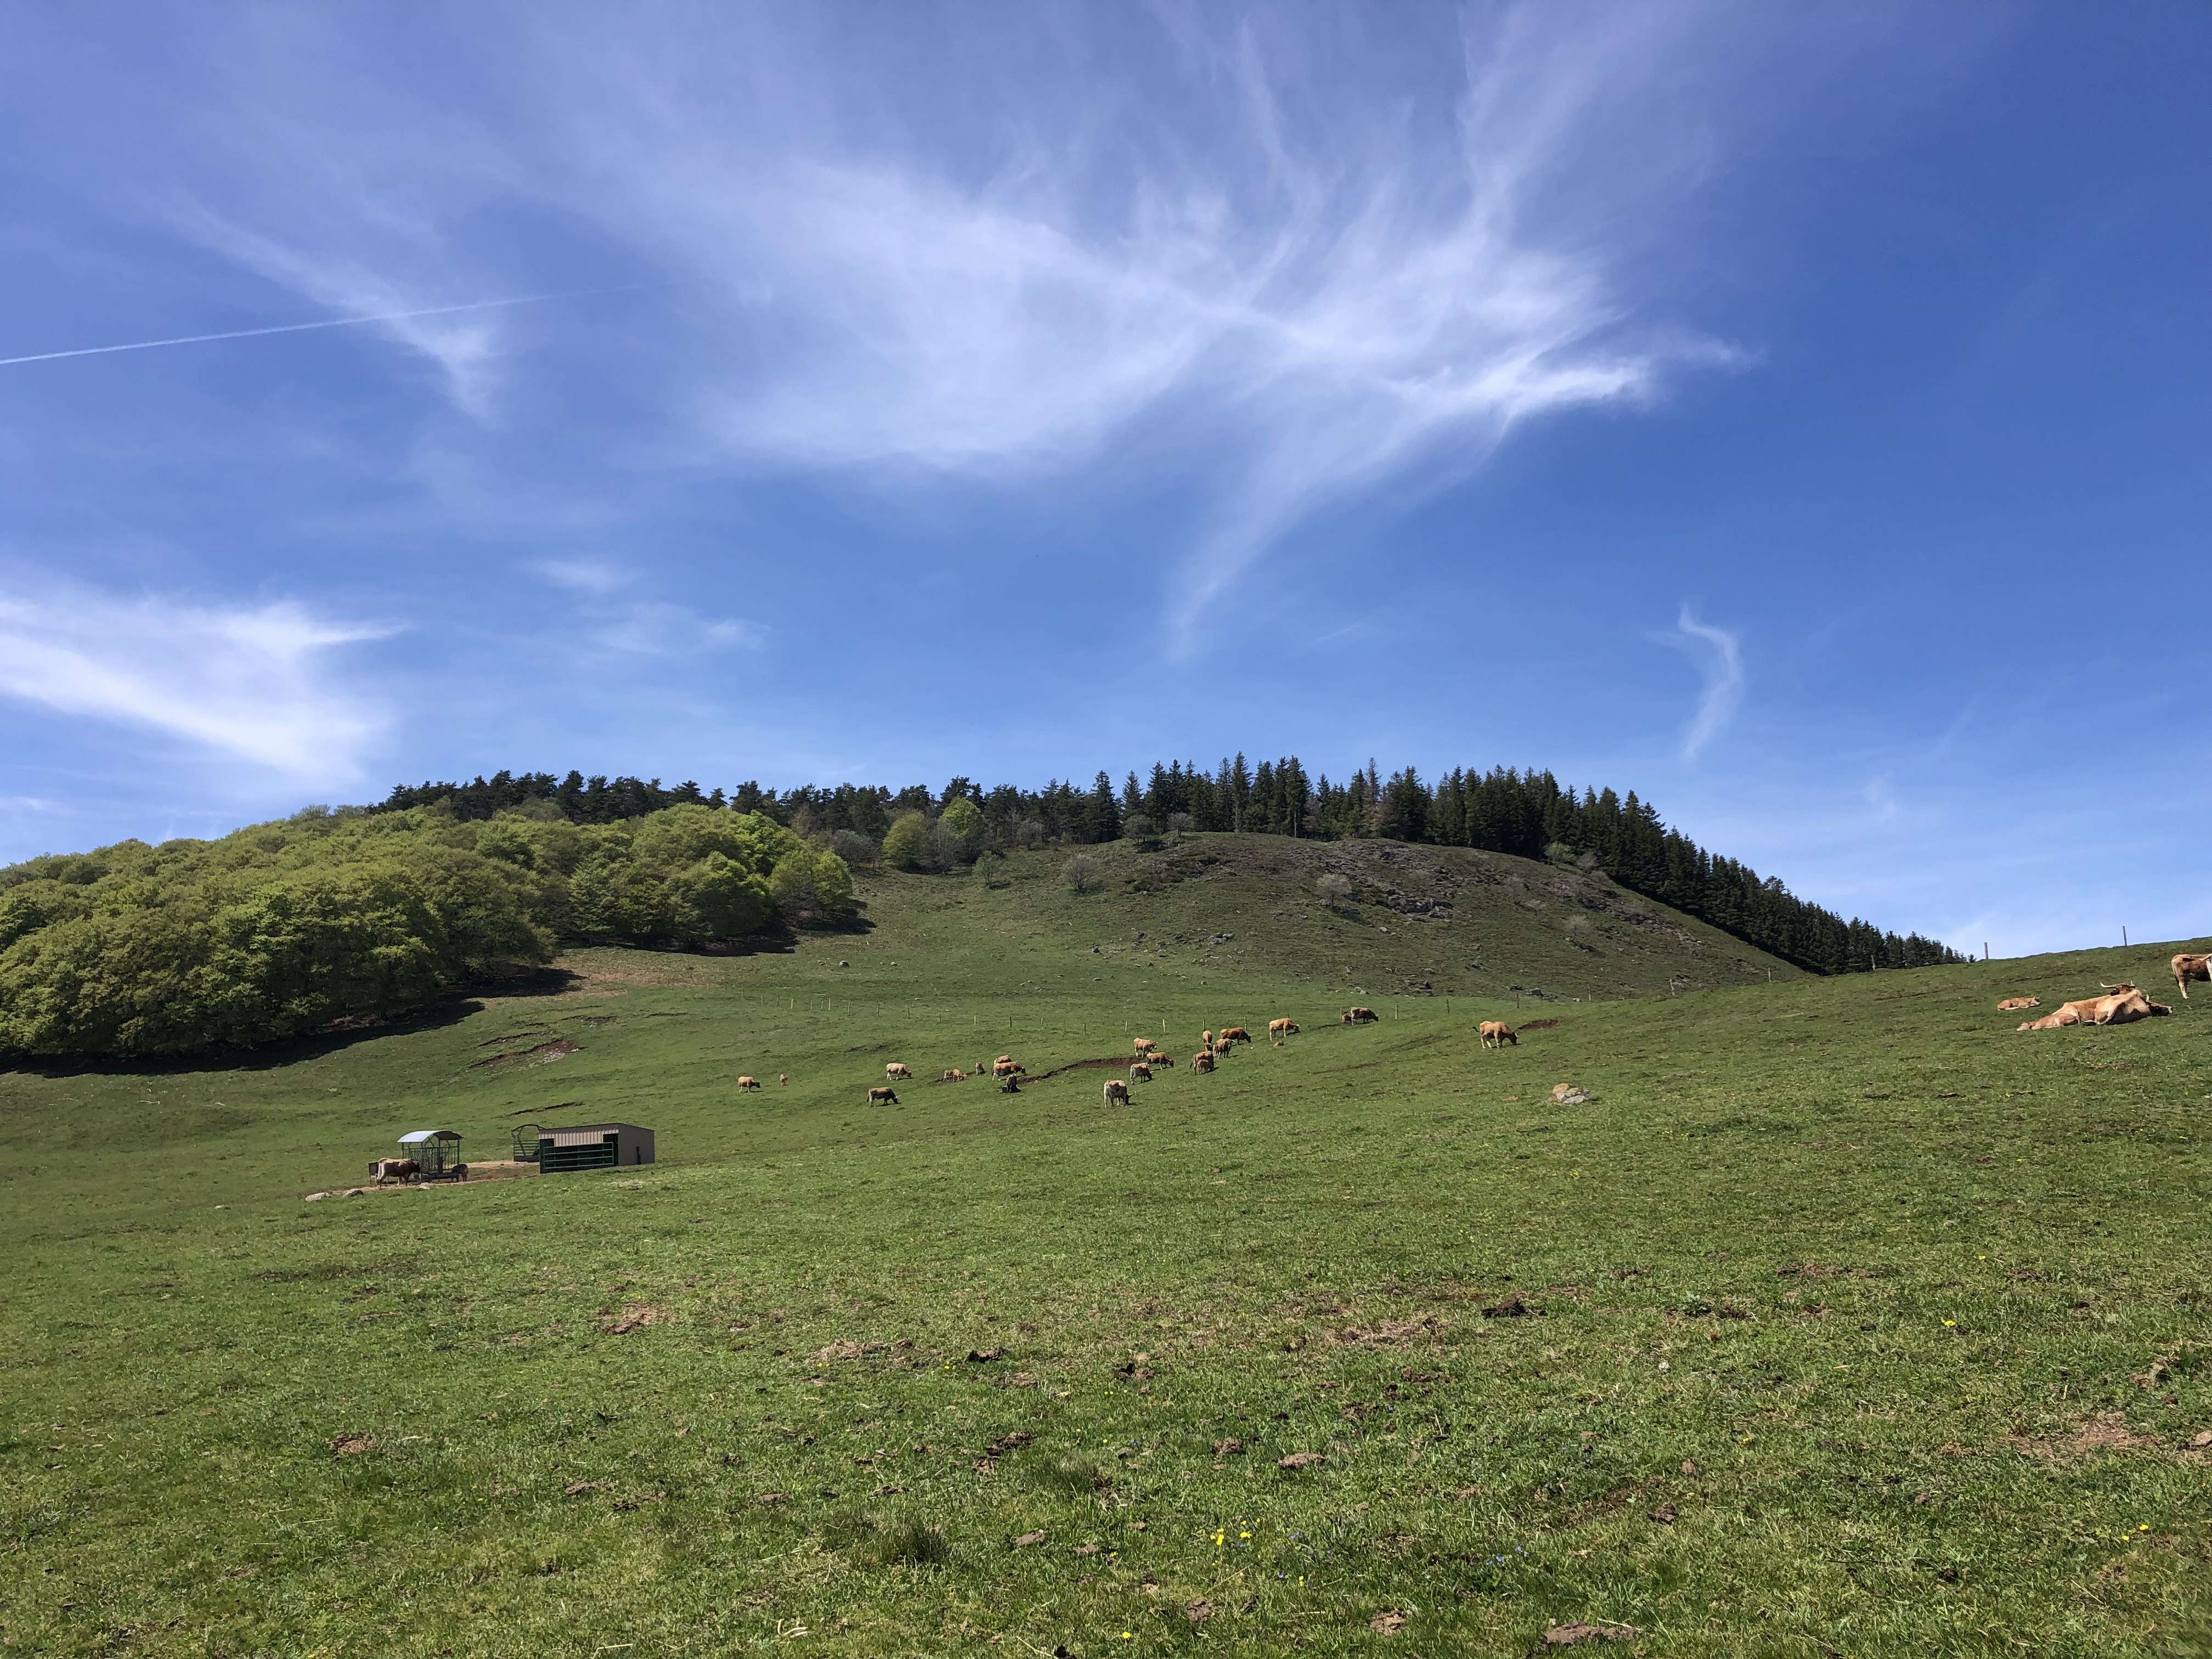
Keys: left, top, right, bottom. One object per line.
{"left": 1996, "top": 997, "right": 2040, "bottom": 1013}
{"left": 868, "top": 1086, "right": 900, "bottom": 1105}
{"left": 885, "top": 1062, "right": 912, "bottom": 1081}
{"left": 1104, "top": 1079, "right": 1131, "bottom": 1106}
{"left": 1129, "top": 1063, "right": 1153, "bottom": 1084}
{"left": 2173, "top": 953, "right": 2211, "bottom": 1000}
{"left": 941, "top": 1068, "right": 968, "bottom": 1082}
{"left": 737, "top": 1075, "right": 761, "bottom": 1091}
{"left": 1478, "top": 1020, "right": 1516, "bottom": 1049}
{"left": 1192, "top": 1051, "right": 1215, "bottom": 1073}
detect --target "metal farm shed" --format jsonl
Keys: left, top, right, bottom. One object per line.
{"left": 537, "top": 1122, "right": 655, "bottom": 1174}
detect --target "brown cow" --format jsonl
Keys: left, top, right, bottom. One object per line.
{"left": 1344, "top": 1006, "right": 1379, "bottom": 1024}
{"left": 1268, "top": 1018, "right": 1299, "bottom": 1039}
{"left": 1150, "top": 1052, "right": 1175, "bottom": 1069}
{"left": 1133, "top": 1037, "right": 1158, "bottom": 1053}
{"left": 1996, "top": 997, "right": 2040, "bottom": 1013}
{"left": 1479, "top": 1020, "right": 1516, "bottom": 1049}
{"left": 2173, "top": 953, "right": 2211, "bottom": 1000}
{"left": 2017, "top": 985, "right": 2172, "bottom": 1030}
{"left": 1192, "top": 1051, "right": 1215, "bottom": 1073}
{"left": 1130, "top": 1062, "right": 1153, "bottom": 1084}
{"left": 737, "top": 1075, "right": 761, "bottom": 1091}
{"left": 778, "top": 1073, "right": 788, "bottom": 1085}
{"left": 1219, "top": 1025, "right": 1252, "bottom": 1046}
{"left": 941, "top": 1069, "right": 968, "bottom": 1082}
{"left": 885, "top": 1062, "right": 912, "bottom": 1081}
{"left": 868, "top": 1086, "right": 900, "bottom": 1105}
{"left": 1104, "top": 1079, "right": 1131, "bottom": 1106}
{"left": 1201, "top": 1030, "right": 1215, "bottom": 1049}
{"left": 371, "top": 1158, "right": 419, "bottom": 1185}
{"left": 1000, "top": 1074, "right": 1023, "bottom": 1094}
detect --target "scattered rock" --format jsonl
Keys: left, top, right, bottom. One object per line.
{"left": 1013, "top": 1530, "right": 1047, "bottom": 1548}
{"left": 967, "top": 1347, "right": 1006, "bottom": 1363}
{"left": 1543, "top": 1621, "right": 1639, "bottom": 1645}
{"left": 1680, "top": 1460, "right": 1699, "bottom": 1476}
{"left": 1185, "top": 1600, "right": 1215, "bottom": 1623}
{"left": 1071, "top": 1542, "right": 1099, "bottom": 1556}
{"left": 983, "top": 1431, "right": 1034, "bottom": 1458}
{"left": 1481, "top": 1294, "right": 1532, "bottom": 1319}
{"left": 812, "top": 1339, "right": 874, "bottom": 1363}
{"left": 1212, "top": 1437, "right": 1245, "bottom": 1458}
{"left": 326, "top": 1434, "right": 376, "bottom": 1457}
{"left": 2192, "top": 1431, "right": 2212, "bottom": 1449}
{"left": 1368, "top": 1611, "right": 1408, "bottom": 1636}
{"left": 601, "top": 1304, "right": 663, "bottom": 1335}
{"left": 563, "top": 1480, "right": 612, "bottom": 1496}
{"left": 754, "top": 1492, "right": 789, "bottom": 1506}
{"left": 1278, "top": 1451, "right": 1325, "bottom": 1470}
{"left": 1647, "top": 1503, "right": 1676, "bottom": 1524}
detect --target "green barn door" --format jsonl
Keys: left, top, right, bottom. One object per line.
{"left": 539, "top": 1133, "right": 619, "bottom": 1173}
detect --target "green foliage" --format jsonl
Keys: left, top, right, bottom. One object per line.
{"left": 882, "top": 811, "right": 931, "bottom": 871}
{"left": 0, "top": 803, "right": 847, "bottom": 1056}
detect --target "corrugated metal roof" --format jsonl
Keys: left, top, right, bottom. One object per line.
{"left": 397, "top": 1128, "right": 462, "bottom": 1144}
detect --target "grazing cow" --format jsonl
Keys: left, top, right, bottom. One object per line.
{"left": 1996, "top": 997, "right": 2040, "bottom": 1013}
{"left": 1479, "top": 1020, "right": 1517, "bottom": 1049}
{"left": 992, "top": 1057, "right": 1023, "bottom": 1077}
{"left": 737, "top": 1075, "right": 761, "bottom": 1091}
{"left": 778, "top": 1073, "right": 787, "bottom": 1085}
{"left": 1130, "top": 1063, "right": 1153, "bottom": 1084}
{"left": 1000, "top": 1074, "right": 1023, "bottom": 1094}
{"left": 1219, "top": 1026, "right": 1252, "bottom": 1046}
{"left": 1104, "top": 1079, "right": 1131, "bottom": 1106}
{"left": 886, "top": 1062, "right": 912, "bottom": 1081}
{"left": 1192, "top": 1051, "right": 1215, "bottom": 1073}
{"left": 2173, "top": 953, "right": 2211, "bottom": 1000}
{"left": 2017, "top": 985, "right": 2172, "bottom": 1031}
{"left": 1201, "top": 1030, "right": 1215, "bottom": 1048}
{"left": 371, "top": 1158, "right": 419, "bottom": 1186}
{"left": 1150, "top": 1052, "right": 1174, "bottom": 1069}
{"left": 1268, "top": 1018, "right": 1299, "bottom": 1039}
{"left": 941, "top": 1069, "right": 968, "bottom": 1082}
{"left": 868, "top": 1086, "right": 900, "bottom": 1105}
{"left": 996, "top": 1054, "right": 1014, "bottom": 1065}
{"left": 1344, "top": 1006, "right": 1379, "bottom": 1024}
{"left": 1133, "top": 1037, "right": 1158, "bottom": 1053}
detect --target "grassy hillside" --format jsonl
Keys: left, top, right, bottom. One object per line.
{"left": 2, "top": 842, "right": 2207, "bottom": 1657}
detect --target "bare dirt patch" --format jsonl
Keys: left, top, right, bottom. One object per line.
{"left": 2013, "top": 1412, "right": 2165, "bottom": 1460}
{"left": 599, "top": 1304, "right": 664, "bottom": 1335}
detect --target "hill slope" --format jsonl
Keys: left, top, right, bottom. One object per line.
{"left": 3, "top": 878, "right": 2208, "bottom": 1656}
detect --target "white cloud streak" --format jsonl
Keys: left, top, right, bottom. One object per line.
{"left": 1668, "top": 605, "right": 1745, "bottom": 759}
{"left": 143, "top": 3, "right": 1735, "bottom": 613}
{"left": 0, "top": 584, "right": 391, "bottom": 779}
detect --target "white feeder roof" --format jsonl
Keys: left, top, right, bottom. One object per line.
{"left": 397, "top": 1128, "right": 463, "bottom": 1144}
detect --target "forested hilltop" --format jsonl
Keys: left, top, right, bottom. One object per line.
{"left": 0, "top": 806, "right": 848, "bottom": 1058}
{"left": 377, "top": 758, "right": 1963, "bottom": 976}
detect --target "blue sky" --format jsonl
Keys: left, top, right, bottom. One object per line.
{"left": 0, "top": 2, "right": 2204, "bottom": 956}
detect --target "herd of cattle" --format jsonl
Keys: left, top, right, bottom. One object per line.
{"left": 840, "top": 954, "right": 2210, "bottom": 1108}
{"left": 862, "top": 1006, "right": 1391, "bottom": 1107}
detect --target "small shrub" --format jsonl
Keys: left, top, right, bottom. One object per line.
{"left": 1122, "top": 811, "right": 1159, "bottom": 849}
{"left": 828, "top": 830, "right": 879, "bottom": 867}
{"left": 1061, "top": 854, "right": 1101, "bottom": 894}
{"left": 1315, "top": 872, "right": 1353, "bottom": 910}
{"left": 973, "top": 850, "right": 1007, "bottom": 887}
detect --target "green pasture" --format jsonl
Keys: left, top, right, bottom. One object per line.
{"left": 2, "top": 842, "right": 2208, "bottom": 1656}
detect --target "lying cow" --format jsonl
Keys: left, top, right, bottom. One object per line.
{"left": 371, "top": 1158, "right": 419, "bottom": 1185}
{"left": 868, "top": 1086, "right": 900, "bottom": 1105}
{"left": 941, "top": 1068, "right": 968, "bottom": 1082}
{"left": 1995, "top": 997, "right": 2039, "bottom": 1013}
{"left": 1479, "top": 1020, "right": 1516, "bottom": 1049}
{"left": 1268, "top": 1018, "right": 1299, "bottom": 1039}
{"left": 885, "top": 1062, "right": 912, "bottom": 1081}
{"left": 1104, "top": 1079, "right": 1131, "bottom": 1106}
{"left": 1130, "top": 1063, "right": 1153, "bottom": 1084}
{"left": 1344, "top": 1006, "right": 1379, "bottom": 1024}
{"left": 1219, "top": 1026, "right": 1252, "bottom": 1046}
{"left": 737, "top": 1075, "right": 761, "bottom": 1091}
{"left": 2174, "top": 953, "right": 2211, "bottom": 1000}
{"left": 2017, "top": 985, "right": 2172, "bottom": 1030}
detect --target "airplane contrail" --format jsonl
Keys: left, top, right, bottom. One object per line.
{"left": 0, "top": 287, "right": 632, "bottom": 369}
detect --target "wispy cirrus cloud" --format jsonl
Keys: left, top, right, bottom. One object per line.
{"left": 1664, "top": 606, "right": 1746, "bottom": 759}
{"left": 141, "top": 3, "right": 1736, "bottom": 611}
{"left": 0, "top": 582, "right": 391, "bottom": 779}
